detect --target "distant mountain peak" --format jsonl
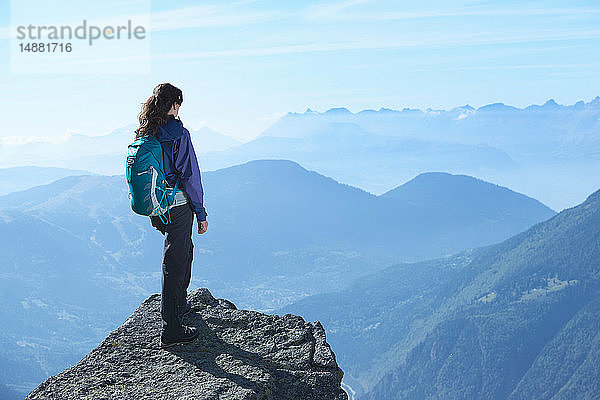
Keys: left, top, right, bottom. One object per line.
{"left": 456, "top": 104, "right": 475, "bottom": 111}
{"left": 304, "top": 107, "right": 316, "bottom": 114}
{"left": 395, "top": 171, "right": 494, "bottom": 190}
{"left": 26, "top": 288, "right": 346, "bottom": 400}
{"left": 543, "top": 99, "right": 560, "bottom": 108}
{"left": 452, "top": 105, "right": 476, "bottom": 119}
{"left": 590, "top": 96, "right": 600, "bottom": 105}
{"left": 378, "top": 107, "right": 398, "bottom": 113}
{"left": 477, "top": 102, "right": 518, "bottom": 112}
{"left": 324, "top": 107, "right": 353, "bottom": 114}
{"left": 401, "top": 107, "right": 422, "bottom": 113}
{"left": 381, "top": 171, "right": 554, "bottom": 214}
{"left": 357, "top": 108, "right": 378, "bottom": 114}
{"left": 394, "top": 171, "right": 484, "bottom": 189}
{"left": 219, "top": 159, "right": 307, "bottom": 174}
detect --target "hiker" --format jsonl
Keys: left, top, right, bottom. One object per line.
{"left": 134, "top": 82, "right": 208, "bottom": 348}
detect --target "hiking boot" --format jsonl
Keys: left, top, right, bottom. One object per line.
{"left": 160, "top": 325, "right": 199, "bottom": 349}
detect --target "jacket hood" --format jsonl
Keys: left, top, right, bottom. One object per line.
{"left": 157, "top": 115, "right": 185, "bottom": 142}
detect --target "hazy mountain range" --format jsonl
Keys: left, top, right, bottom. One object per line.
{"left": 261, "top": 99, "right": 600, "bottom": 158}
{"left": 279, "top": 185, "right": 600, "bottom": 399}
{"left": 1, "top": 98, "right": 598, "bottom": 210}
{"left": 0, "top": 166, "right": 93, "bottom": 196}
{"left": 0, "top": 160, "right": 554, "bottom": 397}
{"left": 0, "top": 123, "right": 240, "bottom": 174}
{"left": 202, "top": 97, "right": 600, "bottom": 211}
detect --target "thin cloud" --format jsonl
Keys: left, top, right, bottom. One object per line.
{"left": 411, "top": 63, "right": 600, "bottom": 73}
{"left": 305, "top": 7, "right": 600, "bottom": 21}
{"left": 97, "top": 0, "right": 149, "bottom": 8}
{"left": 151, "top": 29, "right": 600, "bottom": 59}
{"left": 231, "top": 0, "right": 268, "bottom": 5}
{"left": 304, "top": 0, "right": 372, "bottom": 20}
{"left": 150, "top": 4, "right": 288, "bottom": 32}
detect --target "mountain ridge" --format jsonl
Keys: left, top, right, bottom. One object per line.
{"left": 275, "top": 96, "right": 600, "bottom": 119}
{"left": 0, "top": 166, "right": 94, "bottom": 196}
{"left": 278, "top": 186, "right": 600, "bottom": 399}
{"left": 382, "top": 171, "right": 555, "bottom": 213}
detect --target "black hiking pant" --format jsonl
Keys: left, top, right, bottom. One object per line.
{"left": 150, "top": 203, "right": 194, "bottom": 337}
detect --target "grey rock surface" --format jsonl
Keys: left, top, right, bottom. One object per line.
{"left": 26, "top": 288, "right": 347, "bottom": 400}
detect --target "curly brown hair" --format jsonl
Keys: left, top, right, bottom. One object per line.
{"left": 135, "top": 83, "right": 183, "bottom": 139}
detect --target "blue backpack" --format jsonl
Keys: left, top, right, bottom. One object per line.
{"left": 126, "top": 135, "right": 180, "bottom": 224}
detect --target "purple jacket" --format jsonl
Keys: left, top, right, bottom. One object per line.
{"left": 157, "top": 115, "right": 207, "bottom": 222}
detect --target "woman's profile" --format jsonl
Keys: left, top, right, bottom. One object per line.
{"left": 135, "top": 82, "right": 208, "bottom": 348}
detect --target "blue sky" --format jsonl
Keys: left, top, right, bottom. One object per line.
{"left": 0, "top": 0, "right": 598, "bottom": 144}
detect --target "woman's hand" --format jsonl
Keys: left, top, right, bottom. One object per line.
{"left": 198, "top": 220, "right": 208, "bottom": 234}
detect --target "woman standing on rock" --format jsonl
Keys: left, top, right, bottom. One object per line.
{"left": 135, "top": 83, "right": 208, "bottom": 348}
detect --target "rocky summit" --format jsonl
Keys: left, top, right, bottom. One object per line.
{"left": 26, "top": 288, "right": 347, "bottom": 400}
